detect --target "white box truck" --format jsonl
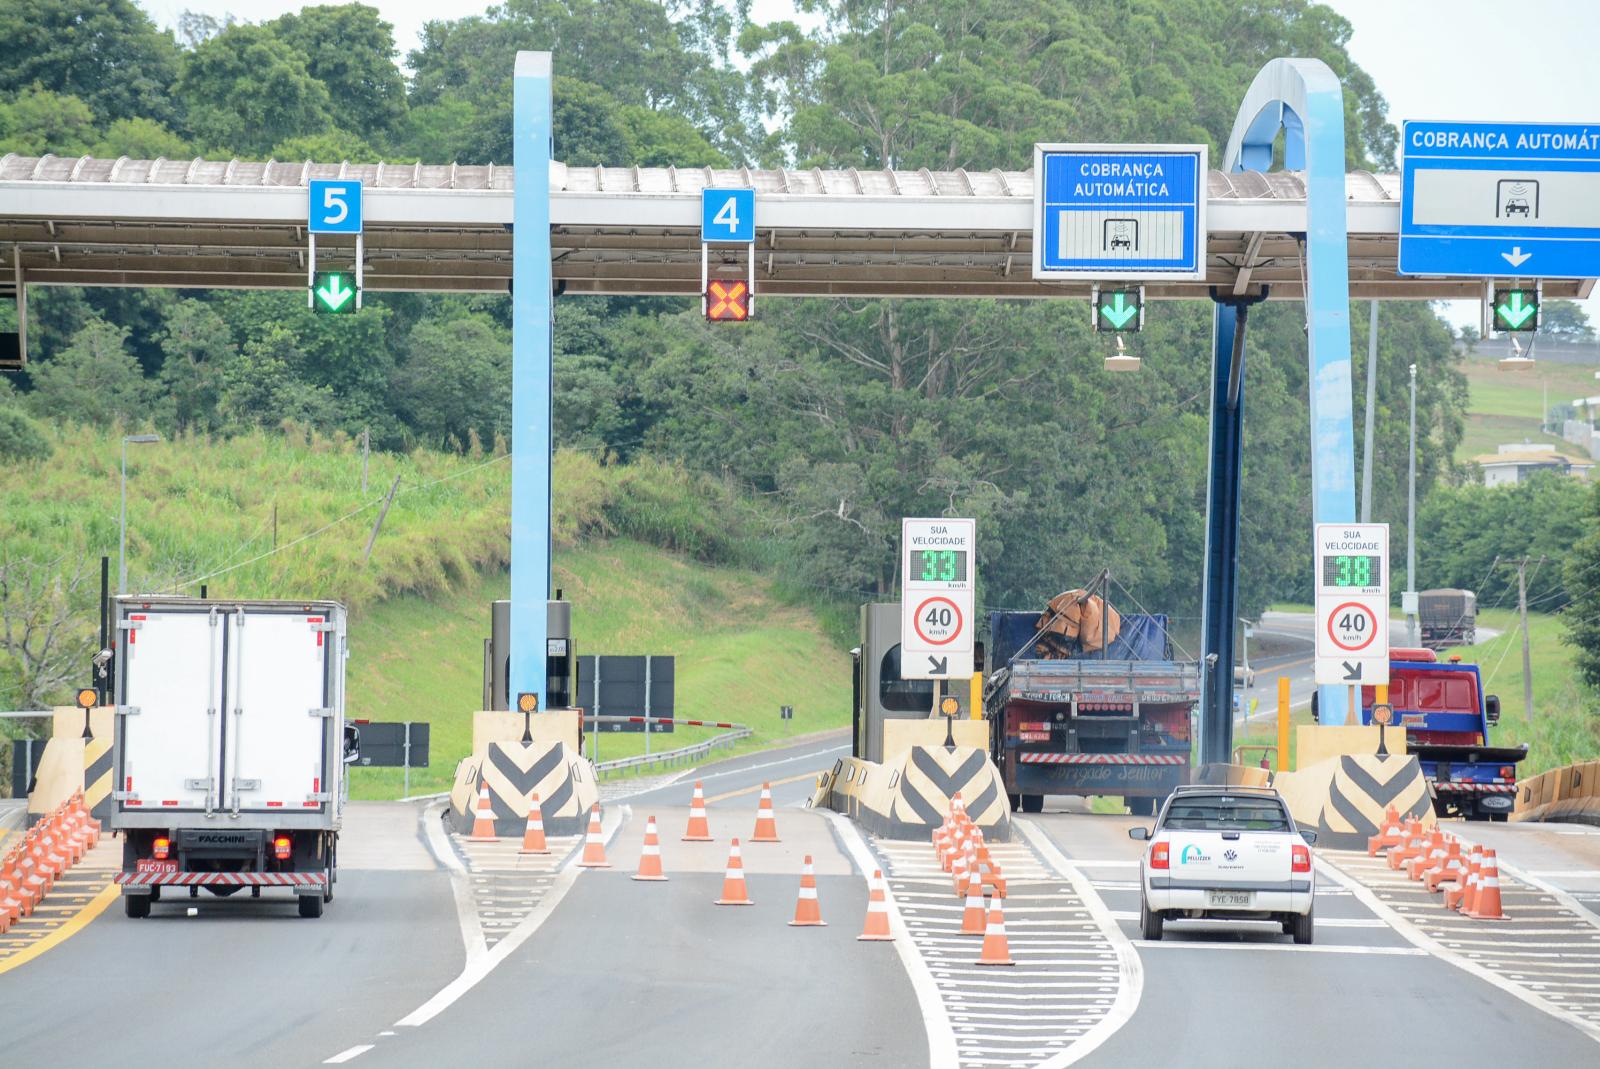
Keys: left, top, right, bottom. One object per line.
{"left": 109, "top": 597, "right": 351, "bottom": 918}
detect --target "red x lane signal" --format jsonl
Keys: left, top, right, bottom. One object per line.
{"left": 706, "top": 279, "right": 749, "bottom": 321}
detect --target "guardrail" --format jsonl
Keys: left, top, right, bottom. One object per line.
{"left": 587, "top": 715, "right": 752, "bottom": 778}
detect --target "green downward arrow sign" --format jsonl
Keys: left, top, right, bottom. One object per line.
{"left": 317, "top": 274, "right": 354, "bottom": 312}
{"left": 1100, "top": 292, "right": 1137, "bottom": 329}
{"left": 1497, "top": 291, "right": 1535, "bottom": 329}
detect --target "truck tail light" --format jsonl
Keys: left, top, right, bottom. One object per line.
{"left": 1499, "top": 766, "right": 1515, "bottom": 781}
{"left": 153, "top": 837, "right": 170, "bottom": 861}
{"left": 273, "top": 836, "right": 291, "bottom": 861}
{"left": 1017, "top": 721, "right": 1049, "bottom": 732}
{"left": 1149, "top": 840, "right": 1170, "bottom": 870}
{"left": 1292, "top": 844, "right": 1311, "bottom": 873}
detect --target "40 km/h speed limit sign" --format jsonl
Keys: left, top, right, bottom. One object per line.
{"left": 901, "top": 518, "right": 975, "bottom": 680}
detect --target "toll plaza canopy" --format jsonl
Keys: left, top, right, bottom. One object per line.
{"left": 3, "top": 154, "right": 1593, "bottom": 302}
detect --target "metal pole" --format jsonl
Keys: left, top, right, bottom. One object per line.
{"left": 1406, "top": 363, "right": 1419, "bottom": 647}
{"left": 1276, "top": 675, "right": 1290, "bottom": 772}
{"left": 403, "top": 721, "right": 411, "bottom": 798}
{"left": 118, "top": 438, "right": 128, "bottom": 594}
{"left": 361, "top": 428, "right": 369, "bottom": 494}
{"left": 1519, "top": 559, "right": 1534, "bottom": 723}
{"left": 1361, "top": 301, "right": 1378, "bottom": 523}
{"left": 643, "top": 656, "right": 652, "bottom": 756}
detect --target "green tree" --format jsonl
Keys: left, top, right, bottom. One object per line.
{"left": 218, "top": 328, "right": 338, "bottom": 432}
{"left": 26, "top": 318, "right": 152, "bottom": 427}
{"left": 156, "top": 299, "right": 234, "bottom": 435}
{"left": 389, "top": 315, "right": 511, "bottom": 449}
{"left": 176, "top": 24, "right": 334, "bottom": 156}
{"left": 270, "top": 4, "right": 409, "bottom": 143}
{"left": 0, "top": 0, "right": 181, "bottom": 126}
{"left": 271, "top": 129, "right": 381, "bottom": 163}
{"left": 0, "top": 87, "right": 97, "bottom": 156}
{"left": 1539, "top": 300, "right": 1595, "bottom": 342}
{"left": 1420, "top": 473, "right": 1587, "bottom": 610}
{"left": 93, "top": 116, "right": 191, "bottom": 159}
{"left": 0, "top": 406, "right": 51, "bottom": 462}
{"left": 1563, "top": 482, "right": 1600, "bottom": 688}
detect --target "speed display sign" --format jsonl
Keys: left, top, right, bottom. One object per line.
{"left": 901, "top": 518, "right": 975, "bottom": 680}
{"left": 1314, "top": 523, "right": 1389, "bottom": 685}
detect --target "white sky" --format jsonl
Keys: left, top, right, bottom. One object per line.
{"left": 145, "top": 0, "right": 1600, "bottom": 329}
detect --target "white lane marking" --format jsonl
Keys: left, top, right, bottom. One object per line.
{"left": 595, "top": 765, "right": 696, "bottom": 803}
{"left": 420, "top": 799, "right": 486, "bottom": 966}
{"left": 825, "top": 810, "right": 959, "bottom": 1069}
{"left": 1527, "top": 870, "right": 1600, "bottom": 879}
{"left": 1015, "top": 818, "right": 1143, "bottom": 1069}
{"left": 682, "top": 743, "right": 849, "bottom": 787}
{"left": 393, "top": 804, "right": 627, "bottom": 1029}
{"left": 323, "top": 1046, "right": 374, "bottom": 1064}
{"left": 1137, "top": 940, "right": 1426, "bottom": 956}
{"left": 1494, "top": 857, "right": 1600, "bottom": 935}
{"left": 1317, "top": 854, "right": 1600, "bottom": 1044}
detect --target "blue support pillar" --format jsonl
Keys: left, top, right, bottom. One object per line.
{"left": 510, "top": 52, "right": 553, "bottom": 710}
{"left": 1200, "top": 58, "right": 1361, "bottom": 757}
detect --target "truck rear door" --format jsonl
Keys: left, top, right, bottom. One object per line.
{"left": 223, "top": 608, "right": 332, "bottom": 813}
{"left": 1160, "top": 795, "right": 1294, "bottom": 903}
{"left": 119, "top": 608, "right": 221, "bottom": 811}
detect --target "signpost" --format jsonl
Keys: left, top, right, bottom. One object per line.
{"left": 307, "top": 179, "right": 364, "bottom": 311}
{"left": 1399, "top": 120, "right": 1600, "bottom": 279}
{"left": 1032, "top": 143, "right": 1207, "bottom": 281}
{"left": 1314, "top": 523, "right": 1390, "bottom": 689}
{"left": 701, "top": 187, "right": 755, "bottom": 320}
{"left": 900, "top": 518, "right": 975, "bottom": 680}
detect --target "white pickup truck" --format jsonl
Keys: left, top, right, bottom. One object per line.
{"left": 109, "top": 597, "right": 352, "bottom": 919}
{"left": 1129, "top": 784, "right": 1316, "bottom": 944}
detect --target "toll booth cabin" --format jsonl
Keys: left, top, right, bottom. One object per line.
{"left": 852, "top": 602, "right": 982, "bottom": 763}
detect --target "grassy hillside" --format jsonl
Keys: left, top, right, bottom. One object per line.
{"left": 346, "top": 543, "right": 850, "bottom": 799}
{"left": 1459, "top": 355, "right": 1598, "bottom": 463}
{"left": 0, "top": 428, "right": 855, "bottom": 798}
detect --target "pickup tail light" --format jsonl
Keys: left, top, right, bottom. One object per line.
{"left": 1149, "top": 840, "right": 1170, "bottom": 870}
{"left": 273, "top": 836, "right": 291, "bottom": 862}
{"left": 1291, "top": 844, "right": 1311, "bottom": 873}
{"left": 153, "top": 837, "right": 170, "bottom": 861}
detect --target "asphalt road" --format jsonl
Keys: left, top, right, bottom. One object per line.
{"left": 622, "top": 731, "right": 851, "bottom": 811}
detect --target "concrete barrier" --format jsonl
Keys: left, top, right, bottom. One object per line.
{"left": 814, "top": 743, "right": 1010, "bottom": 842}
{"left": 26, "top": 706, "right": 115, "bottom": 823}
{"left": 1193, "top": 763, "right": 1272, "bottom": 787}
{"left": 447, "top": 739, "right": 597, "bottom": 837}
{"left": 1274, "top": 753, "right": 1434, "bottom": 849}
{"left": 1514, "top": 760, "right": 1600, "bottom": 827}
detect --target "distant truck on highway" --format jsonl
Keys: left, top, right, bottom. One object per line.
{"left": 984, "top": 595, "right": 1200, "bottom": 816}
{"left": 1417, "top": 588, "right": 1476, "bottom": 650}
{"left": 1313, "top": 647, "right": 1523, "bottom": 820}
{"left": 109, "top": 597, "right": 353, "bottom": 918}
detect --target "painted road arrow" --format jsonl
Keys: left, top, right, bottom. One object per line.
{"left": 928, "top": 655, "right": 948, "bottom": 674}
{"left": 1100, "top": 292, "right": 1138, "bottom": 329}
{"left": 1342, "top": 661, "right": 1363, "bottom": 681}
{"left": 1501, "top": 246, "right": 1532, "bottom": 268}
{"left": 317, "top": 275, "right": 354, "bottom": 311}
{"left": 1497, "top": 291, "right": 1536, "bottom": 328}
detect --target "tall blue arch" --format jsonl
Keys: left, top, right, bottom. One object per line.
{"left": 1199, "top": 58, "right": 1359, "bottom": 763}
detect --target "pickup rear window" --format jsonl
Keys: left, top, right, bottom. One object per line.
{"left": 1162, "top": 796, "right": 1290, "bottom": 832}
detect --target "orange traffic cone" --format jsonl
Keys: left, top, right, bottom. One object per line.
{"left": 1407, "top": 831, "right": 1447, "bottom": 881}
{"left": 1446, "top": 846, "right": 1481, "bottom": 911}
{"left": 633, "top": 815, "right": 667, "bottom": 881}
{"left": 1424, "top": 839, "right": 1465, "bottom": 892}
{"left": 951, "top": 840, "right": 970, "bottom": 898}
{"left": 466, "top": 779, "right": 498, "bottom": 842}
{"left": 960, "top": 869, "right": 987, "bottom": 935}
{"left": 789, "top": 855, "right": 825, "bottom": 926}
{"left": 715, "top": 839, "right": 752, "bottom": 905}
{"left": 1367, "top": 806, "right": 1404, "bottom": 856}
{"left": 577, "top": 805, "right": 610, "bottom": 868}
{"left": 518, "top": 792, "right": 549, "bottom": 855}
{"left": 858, "top": 869, "right": 893, "bottom": 941}
{"left": 683, "top": 781, "right": 712, "bottom": 841}
{"left": 1466, "top": 849, "right": 1509, "bottom": 920}
{"left": 976, "top": 903, "right": 1015, "bottom": 966}
{"left": 752, "top": 783, "right": 781, "bottom": 842}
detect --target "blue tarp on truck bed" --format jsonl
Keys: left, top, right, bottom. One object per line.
{"left": 988, "top": 610, "right": 1172, "bottom": 667}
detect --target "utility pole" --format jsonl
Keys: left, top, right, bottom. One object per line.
{"left": 1361, "top": 301, "right": 1378, "bottom": 523}
{"left": 1498, "top": 557, "right": 1545, "bottom": 723}
{"left": 1406, "top": 363, "right": 1418, "bottom": 646}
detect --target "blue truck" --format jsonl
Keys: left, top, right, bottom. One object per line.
{"left": 1314, "top": 647, "right": 1525, "bottom": 820}
{"left": 984, "top": 610, "right": 1200, "bottom": 816}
